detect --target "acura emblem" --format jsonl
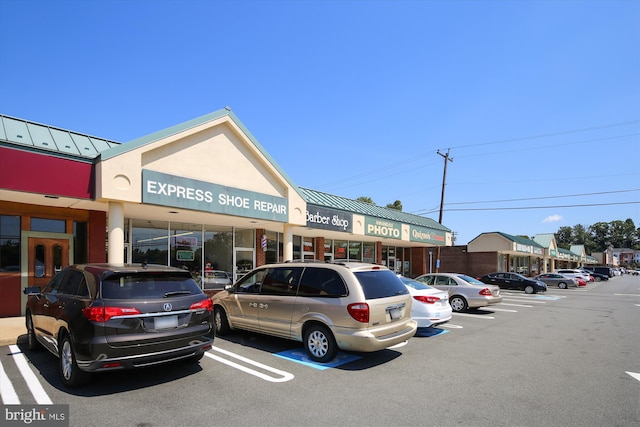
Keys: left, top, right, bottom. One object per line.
{"left": 163, "top": 303, "right": 172, "bottom": 312}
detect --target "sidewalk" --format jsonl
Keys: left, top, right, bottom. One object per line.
{"left": 0, "top": 317, "right": 26, "bottom": 346}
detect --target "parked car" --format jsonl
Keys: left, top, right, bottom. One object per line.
{"left": 399, "top": 277, "right": 452, "bottom": 327}
{"left": 414, "top": 273, "right": 503, "bottom": 312}
{"left": 23, "top": 263, "right": 214, "bottom": 387}
{"left": 534, "top": 273, "right": 579, "bottom": 289}
{"left": 576, "top": 268, "right": 609, "bottom": 282}
{"left": 478, "top": 272, "right": 547, "bottom": 294}
{"left": 203, "top": 269, "right": 232, "bottom": 289}
{"left": 583, "top": 266, "right": 613, "bottom": 278}
{"left": 555, "top": 269, "right": 593, "bottom": 283}
{"left": 212, "top": 261, "right": 417, "bottom": 363}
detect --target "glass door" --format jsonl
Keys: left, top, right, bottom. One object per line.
{"left": 234, "top": 249, "right": 254, "bottom": 282}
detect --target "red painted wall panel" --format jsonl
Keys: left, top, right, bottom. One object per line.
{"left": 0, "top": 147, "right": 94, "bottom": 199}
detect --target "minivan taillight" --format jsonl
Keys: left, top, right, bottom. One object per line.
{"left": 347, "top": 303, "right": 369, "bottom": 323}
{"left": 479, "top": 288, "right": 492, "bottom": 296}
{"left": 83, "top": 306, "right": 141, "bottom": 322}
{"left": 190, "top": 298, "right": 213, "bottom": 312}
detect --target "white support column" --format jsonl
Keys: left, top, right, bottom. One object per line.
{"left": 107, "top": 202, "right": 125, "bottom": 264}
{"left": 283, "top": 224, "right": 294, "bottom": 262}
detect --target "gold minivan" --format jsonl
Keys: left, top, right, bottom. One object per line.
{"left": 212, "top": 261, "right": 417, "bottom": 362}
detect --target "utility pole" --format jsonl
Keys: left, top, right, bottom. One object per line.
{"left": 436, "top": 149, "right": 453, "bottom": 272}
{"left": 437, "top": 149, "right": 453, "bottom": 224}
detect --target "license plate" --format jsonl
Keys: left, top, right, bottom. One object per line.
{"left": 389, "top": 308, "right": 401, "bottom": 319}
{"left": 154, "top": 315, "right": 178, "bottom": 330}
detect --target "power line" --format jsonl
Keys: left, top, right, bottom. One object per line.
{"left": 419, "top": 201, "right": 640, "bottom": 214}
{"left": 445, "top": 188, "right": 640, "bottom": 205}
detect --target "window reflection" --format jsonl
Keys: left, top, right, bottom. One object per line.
{"left": 35, "top": 244, "right": 45, "bottom": 278}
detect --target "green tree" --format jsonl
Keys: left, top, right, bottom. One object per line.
{"left": 386, "top": 200, "right": 402, "bottom": 211}
{"left": 356, "top": 196, "right": 375, "bottom": 204}
{"left": 555, "top": 226, "right": 573, "bottom": 249}
{"left": 589, "top": 222, "right": 610, "bottom": 252}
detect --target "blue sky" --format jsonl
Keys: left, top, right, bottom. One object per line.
{"left": 1, "top": 0, "right": 638, "bottom": 245}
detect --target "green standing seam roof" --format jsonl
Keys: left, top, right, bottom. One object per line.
{"left": 470, "top": 231, "right": 545, "bottom": 248}
{"left": 0, "top": 114, "right": 120, "bottom": 161}
{"left": 299, "top": 187, "right": 450, "bottom": 232}
{"left": 533, "top": 233, "right": 555, "bottom": 248}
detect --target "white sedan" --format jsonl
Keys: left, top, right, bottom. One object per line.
{"left": 400, "top": 277, "right": 452, "bottom": 327}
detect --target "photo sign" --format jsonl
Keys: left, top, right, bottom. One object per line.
{"left": 142, "top": 170, "right": 288, "bottom": 222}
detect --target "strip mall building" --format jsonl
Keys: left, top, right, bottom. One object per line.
{"left": 0, "top": 108, "right": 452, "bottom": 317}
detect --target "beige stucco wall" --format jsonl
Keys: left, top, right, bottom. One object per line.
{"left": 96, "top": 115, "right": 306, "bottom": 225}
{"left": 468, "top": 234, "right": 512, "bottom": 252}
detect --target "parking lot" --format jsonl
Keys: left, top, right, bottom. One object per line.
{"left": 2, "top": 275, "right": 639, "bottom": 427}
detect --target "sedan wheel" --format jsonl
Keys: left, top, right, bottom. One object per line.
{"left": 449, "top": 296, "right": 468, "bottom": 312}
{"left": 558, "top": 282, "right": 568, "bottom": 289}
{"left": 524, "top": 285, "right": 535, "bottom": 294}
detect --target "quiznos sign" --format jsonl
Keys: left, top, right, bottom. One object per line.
{"left": 305, "top": 205, "right": 352, "bottom": 232}
{"left": 142, "top": 170, "right": 288, "bottom": 222}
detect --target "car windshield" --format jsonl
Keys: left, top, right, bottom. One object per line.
{"left": 400, "top": 277, "right": 434, "bottom": 290}
{"left": 355, "top": 269, "right": 409, "bottom": 299}
{"left": 456, "top": 274, "right": 485, "bottom": 285}
{"left": 101, "top": 273, "right": 202, "bottom": 299}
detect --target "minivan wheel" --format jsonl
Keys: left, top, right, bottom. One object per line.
{"left": 524, "top": 285, "right": 535, "bottom": 294}
{"left": 558, "top": 282, "right": 568, "bottom": 289}
{"left": 26, "top": 313, "right": 41, "bottom": 351}
{"left": 59, "top": 334, "right": 89, "bottom": 388}
{"left": 214, "top": 306, "right": 230, "bottom": 336}
{"left": 304, "top": 324, "right": 338, "bottom": 363}
{"left": 449, "top": 296, "right": 467, "bottom": 312}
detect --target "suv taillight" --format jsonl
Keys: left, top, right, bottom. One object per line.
{"left": 479, "top": 288, "right": 492, "bottom": 296}
{"left": 83, "top": 306, "right": 141, "bottom": 322}
{"left": 190, "top": 298, "right": 213, "bottom": 312}
{"left": 414, "top": 295, "right": 440, "bottom": 304}
{"left": 347, "top": 303, "right": 369, "bottom": 323}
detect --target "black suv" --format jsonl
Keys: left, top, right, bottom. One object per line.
{"left": 478, "top": 272, "right": 547, "bottom": 294}
{"left": 24, "top": 263, "right": 214, "bottom": 387}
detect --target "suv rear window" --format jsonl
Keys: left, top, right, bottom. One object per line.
{"left": 355, "top": 269, "right": 409, "bottom": 299}
{"left": 101, "top": 274, "right": 202, "bottom": 299}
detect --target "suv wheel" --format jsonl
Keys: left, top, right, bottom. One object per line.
{"left": 214, "top": 306, "right": 230, "bottom": 335}
{"left": 59, "top": 333, "right": 89, "bottom": 387}
{"left": 304, "top": 324, "right": 338, "bottom": 363}
{"left": 449, "top": 295, "right": 468, "bottom": 312}
{"left": 26, "top": 313, "right": 41, "bottom": 351}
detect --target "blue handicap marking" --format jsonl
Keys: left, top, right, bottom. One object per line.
{"left": 414, "top": 327, "right": 449, "bottom": 338}
{"left": 274, "top": 349, "right": 362, "bottom": 370}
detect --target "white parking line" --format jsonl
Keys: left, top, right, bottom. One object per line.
{"left": 502, "top": 297, "right": 546, "bottom": 304}
{"left": 497, "top": 303, "right": 531, "bottom": 308}
{"left": 486, "top": 307, "right": 519, "bottom": 312}
{"left": 453, "top": 312, "right": 495, "bottom": 319}
{"left": 0, "top": 360, "right": 20, "bottom": 404}
{"left": 8, "top": 345, "right": 52, "bottom": 404}
{"left": 440, "top": 324, "right": 463, "bottom": 329}
{"left": 205, "top": 346, "right": 294, "bottom": 383}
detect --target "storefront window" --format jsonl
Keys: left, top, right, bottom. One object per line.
{"left": 362, "top": 242, "right": 375, "bottom": 263}
{"left": 204, "top": 226, "right": 233, "bottom": 276}
{"left": 235, "top": 228, "right": 254, "bottom": 248}
{"left": 323, "top": 240, "right": 333, "bottom": 262}
{"left": 348, "top": 241, "right": 361, "bottom": 261}
{"left": 131, "top": 220, "right": 170, "bottom": 265}
{"left": 31, "top": 218, "right": 65, "bottom": 233}
{"left": 334, "top": 240, "right": 347, "bottom": 260}
{"left": 170, "top": 224, "right": 202, "bottom": 280}
{"left": 73, "top": 221, "right": 88, "bottom": 264}
{"left": 265, "top": 231, "right": 279, "bottom": 264}
{"left": 0, "top": 215, "right": 20, "bottom": 272}
{"left": 293, "top": 235, "right": 301, "bottom": 260}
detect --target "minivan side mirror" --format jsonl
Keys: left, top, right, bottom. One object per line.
{"left": 23, "top": 286, "right": 41, "bottom": 295}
